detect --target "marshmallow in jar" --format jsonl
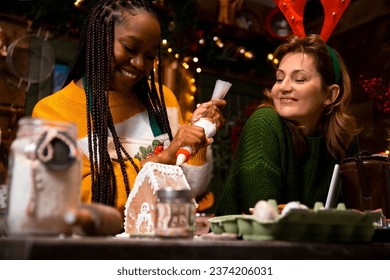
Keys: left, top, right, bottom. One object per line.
{"left": 6, "top": 117, "right": 82, "bottom": 236}
{"left": 155, "top": 188, "right": 195, "bottom": 238}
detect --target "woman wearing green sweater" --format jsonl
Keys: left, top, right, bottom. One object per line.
{"left": 217, "top": 34, "right": 360, "bottom": 215}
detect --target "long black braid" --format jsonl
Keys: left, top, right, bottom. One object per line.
{"left": 63, "top": 0, "right": 172, "bottom": 206}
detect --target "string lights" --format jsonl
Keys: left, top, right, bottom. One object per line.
{"left": 74, "top": 0, "right": 84, "bottom": 8}
{"left": 160, "top": 33, "right": 259, "bottom": 78}
{"left": 266, "top": 53, "right": 279, "bottom": 66}
{"left": 160, "top": 32, "right": 263, "bottom": 123}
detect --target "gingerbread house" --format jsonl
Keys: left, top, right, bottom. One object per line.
{"left": 124, "top": 162, "right": 192, "bottom": 235}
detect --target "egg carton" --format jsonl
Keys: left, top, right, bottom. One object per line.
{"left": 209, "top": 204, "right": 382, "bottom": 242}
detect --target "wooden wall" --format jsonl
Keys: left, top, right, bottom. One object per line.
{"left": 0, "top": 16, "right": 28, "bottom": 183}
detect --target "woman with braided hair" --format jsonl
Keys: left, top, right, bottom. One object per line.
{"left": 32, "top": 0, "right": 226, "bottom": 214}
{"left": 217, "top": 34, "right": 361, "bottom": 215}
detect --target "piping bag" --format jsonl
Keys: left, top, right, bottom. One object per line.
{"left": 175, "top": 79, "right": 232, "bottom": 166}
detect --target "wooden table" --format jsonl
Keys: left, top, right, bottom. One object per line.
{"left": 1, "top": 234, "right": 390, "bottom": 260}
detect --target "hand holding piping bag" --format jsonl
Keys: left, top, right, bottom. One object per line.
{"left": 176, "top": 80, "right": 232, "bottom": 166}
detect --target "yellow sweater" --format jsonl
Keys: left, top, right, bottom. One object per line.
{"left": 32, "top": 81, "right": 212, "bottom": 213}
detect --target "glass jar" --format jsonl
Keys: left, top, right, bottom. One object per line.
{"left": 155, "top": 188, "right": 195, "bottom": 238}
{"left": 6, "top": 117, "right": 82, "bottom": 236}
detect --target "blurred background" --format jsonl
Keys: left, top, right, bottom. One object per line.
{"left": 0, "top": 0, "right": 389, "bottom": 212}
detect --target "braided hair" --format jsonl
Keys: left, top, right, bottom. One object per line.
{"left": 64, "top": 0, "right": 172, "bottom": 206}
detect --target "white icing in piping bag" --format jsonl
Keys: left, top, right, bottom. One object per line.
{"left": 175, "top": 80, "right": 232, "bottom": 166}
{"left": 211, "top": 79, "right": 232, "bottom": 100}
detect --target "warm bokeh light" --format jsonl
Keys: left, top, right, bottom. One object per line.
{"left": 74, "top": 0, "right": 83, "bottom": 7}
{"left": 185, "top": 111, "right": 192, "bottom": 122}
{"left": 244, "top": 51, "right": 254, "bottom": 59}
{"left": 237, "top": 47, "right": 245, "bottom": 54}
{"left": 182, "top": 62, "right": 189, "bottom": 69}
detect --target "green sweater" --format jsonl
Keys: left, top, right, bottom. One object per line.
{"left": 216, "top": 107, "right": 359, "bottom": 215}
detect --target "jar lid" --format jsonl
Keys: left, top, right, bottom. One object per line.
{"left": 157, "top": 188, "right": 192, "bottom": 201}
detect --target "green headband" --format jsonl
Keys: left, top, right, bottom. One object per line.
{"left": 326, "top": 45, "right": 341, "bottom": 84}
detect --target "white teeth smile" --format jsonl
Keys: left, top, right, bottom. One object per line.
{"left": 120, "top": 69, "right": 136, "bottom": 79}
{"left": 280, "top": 98, "right": 295, "bottom": 102}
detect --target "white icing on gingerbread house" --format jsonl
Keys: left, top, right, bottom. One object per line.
{"left": 124, "top": 162, "right": 192, "bottom": 235}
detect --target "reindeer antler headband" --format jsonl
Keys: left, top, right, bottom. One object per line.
{"left": 274, "top": 0, "right": 351, "bottom": 42}
{"left": 274, "top": 0, "right": 351, "bottom": 83}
